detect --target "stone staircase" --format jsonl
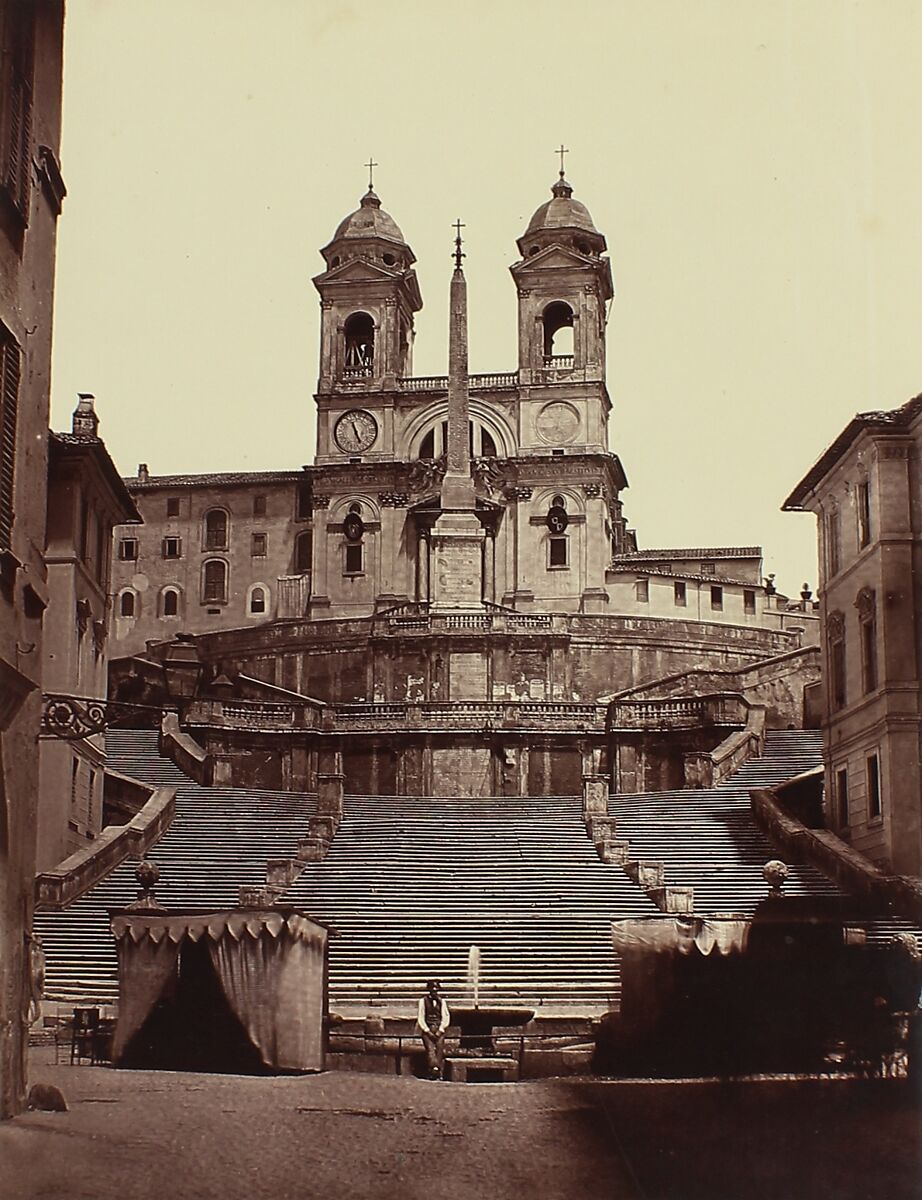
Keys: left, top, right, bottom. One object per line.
{"left": 607, "top": 730, "right": 919, "bottom": 945}
{"left": 35, "top": 726, "right": 914, "bottom": 1022}
{"left": 283, "top": 794, "right": 661, "bottom": 1018}
{"left": 34, "top": 728, "right": 316, "bottom": 1006}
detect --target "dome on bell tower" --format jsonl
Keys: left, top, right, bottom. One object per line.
{"left": 321, "top": 188, "right": 415, "bottom": 270}
{"left": 518, "top": 174, "right": 606, "bottom": 257}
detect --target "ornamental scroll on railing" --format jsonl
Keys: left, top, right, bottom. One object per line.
{"left": 41, "top": 694, "right": 165, "bottom": 740}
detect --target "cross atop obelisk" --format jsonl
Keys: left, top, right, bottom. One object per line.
{"left": 453, "top": 218, "right": 465, "bottom": 271}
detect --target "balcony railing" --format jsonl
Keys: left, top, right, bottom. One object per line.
{"left": 542, "top": 354, "right": 574, "bottom": 370}
{"left": 333, "top": 700, "right": 606, "bottom": 733}
{"left": 185, "top": 698, "right": 322, "bottom": 731}
{"left": 397, "top": 372, "right": 517, "bottom": 393}
{"left": 342, "top": 364, "right": 373, "bottom": 379}
{"left": 609, "top": 693, "right": 747, "bottom": 731}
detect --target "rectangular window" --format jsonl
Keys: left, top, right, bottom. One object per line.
{"left": 70, "top": 758, "right": 79, "bottom": 807}
{"left": 710, "top": 585, "right": 723, "bottom": 611}
{"left": 251, "top": 532, "right": 267, "bottom": 557}
{"left": 549, "top": 536, "right": 568, "bottom": 567}
{"left": 1, "top": 3, "right": 34, "bottom": 223}
{"left": 119, "top": 538, "right": 138, "bottom": 562}
{"left": 674, "top": 580, "right": 686, "bottom": 607}
{"left": 0, "top": 327, "right": 21, "bottom": 550}
{"left": 861, "top": 616, "right": 877, "bottom": 693}
{"left": 743, "top": 589, "right": 756, "bottom": 615}
{"left": 344, "top": 543, "right": 363, "bottom": 574}
{"left": 827, "top": 509, "right": 841, "bottom": 576}
{"left": 166, "top": 497, "right": 180, "bottom": 517}
{"left": 635, "top": 578, "right": 649, "bottom": 603}
{"left": 867, "top": 753, "right": 881, "bottom": 820}
{"left": 253, "top": 494, "right": 267, "bottom": 517}
{"left": 856, "top": 481, "right": 871, "bottom": 549}
{"left": 831, "top": 636, "right": 846, "bottom": 711}
{"left": 162, "top": 536, "right": 181, "bottom": 559}
{"left": 701, "top": 561, "right": 716, "bottom": 574}
{"left": 835, "top": 767, "right": 848, "bottom": 827}
{"left": 297, "top": 480, "right": 312, "bottom": 520}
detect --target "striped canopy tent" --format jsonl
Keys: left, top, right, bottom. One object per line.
{"left": 110, "top": 909, "right": 328, "bottom": 1073}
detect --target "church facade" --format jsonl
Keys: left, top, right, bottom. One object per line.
{"left": 109, "top": 172, "right": 817, "bottom": 797}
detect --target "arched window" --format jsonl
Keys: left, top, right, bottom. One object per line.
{"left": 542, "top": 301, "right": 575, "bottom": 361}
{"left": 249, "top": 586, "right": 266, "bottom": 615}
{"left": 343, "top": 312, "right": 374, "bottom": 376}
{"left": 119, "top": 590, "right": 136, "bottom": 618}
{"left": 202, "top": 559, "right": 228, "bottom": 603}
{"left": 295, "top": 530, "right": 313, "bottom": 574}
{"left": 204, "top": 508, "right": 228, "bottom": 551}
{"left": 416, "top": 418, "right": 504, "bottom": 460}
{"left": 343, "top": 503, "right": 364, "bottom": 575}
{"left": 546, "top": 495, "right": 569, "bottom": 568}
{"left": 161, "top": 587, "right": 181, "bottom": 617}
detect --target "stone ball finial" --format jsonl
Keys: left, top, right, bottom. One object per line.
{"left": 763, "top": 860, "right": 789, "bottom": 894}
{"left": 136, "top": 859, "right": 160, "bottom": 890}
{"left": 127, "top": 858, "right": 165, "bottom": 912}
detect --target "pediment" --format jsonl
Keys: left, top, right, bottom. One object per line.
{"left": 511, "top": 244, "right": 596, "bottom": 274}
{"left": 315, "top": 257, "right": 403, "bottom": 286}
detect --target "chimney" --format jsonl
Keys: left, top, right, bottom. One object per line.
{"left": 137, "top": 463, "right": 149, "bottom": 482}
{"left": 72, "top": 393, "right": 98, "bottom": 437}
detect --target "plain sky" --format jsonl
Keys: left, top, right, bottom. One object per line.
{"left": 49, "top": 0, "right": 922, "bottom": 594}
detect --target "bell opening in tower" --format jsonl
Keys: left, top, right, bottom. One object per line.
{"left": 542, "top": 301, "right": 574, "bottom": 365}
{"left": 343, "top": 312, "right": 374, "bottom": 377}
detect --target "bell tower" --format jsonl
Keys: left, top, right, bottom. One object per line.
{"left": 510, "top": 164, "right": 614, "bottom": 454}
{"left": 312, "top": 180, "right": 422, "bottom": 463}
{"left": 314, "top": 185, "right": 422, "bottom": 394}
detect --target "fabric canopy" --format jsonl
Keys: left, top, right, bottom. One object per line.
{"left": 612, "top": 915, "right": 751, "bottom": 958}
{"left": 111, "top": 909, "right": 327, "bottom": 1072}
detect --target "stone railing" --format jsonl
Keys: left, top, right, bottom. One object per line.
{"left": 380, "top": 610, "right": 559, "bottom": 636}
{"left": 184, "top": 697, "right": 322, "bottom": 731}
{"left": 160, "top": 711, "right": 211, "bottom": 785}
{"left": 397, "top": 372, "right": 517, "bottom": 393}
{"left": 36, "top": 780, "right": 176, "bottom": 910}
{"left": 542, "top": 354, "right": 574, "bottom": 369}
{"left": 683, "top": 705, "right": 766, "bottom": 789}
{"left": 609, "top": 692, "right": 747, "bottom": 731}
{"left": 751, "top": 782, "right": 922, "bottom": 926}
{"left": 333, "top": 700, "right": 606, "bottom": 733}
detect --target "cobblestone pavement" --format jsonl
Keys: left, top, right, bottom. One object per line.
{"left": 1, "top": 1051, "right": 919, "bottom": 1200}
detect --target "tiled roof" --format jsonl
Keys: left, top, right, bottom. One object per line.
{"left": 50, "top": 431, "right": 141, "bottom": 522}
{"left": 783, "top": 392, "right": 922, "bottom": 510}
{"left": 613, "top": 546, "right": 761, "bottom": 561}
{"left": 607, "top": 564, "right": 761, "bottom": 587}
{"left": 125, "top": 470, "right": 306, "bottom": 490}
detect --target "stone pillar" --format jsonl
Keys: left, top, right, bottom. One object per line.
{"left": 316, "top": 770, "right": 345, "bottom": 828}
{"left": 482, "top": 533, "right": 495, "bottom": 604}
{"left": 582, "top": 773, "right": 609, "bottom": 827}
{"left": 417, "top": 531, "right": 429, "bottom": 603}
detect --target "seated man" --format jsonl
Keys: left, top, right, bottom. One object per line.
{"left": 417, "top": 980, "right": 450, "bottom": 1079}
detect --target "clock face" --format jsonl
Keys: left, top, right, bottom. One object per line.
{"left": 535, "top": 401, "right": 580, "bottom": 446}
{"left": 334, "top": 409, "right": 378, "bottom": 454}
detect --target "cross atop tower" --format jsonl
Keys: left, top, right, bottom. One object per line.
{"left": 365, "top": 157, "right": 378, "bottom": 190}
{"left": 453, "top": 218, "right": 465, "bottom": 270}
{"left": 555, "top": 143, "right": 569, "bottom": 177}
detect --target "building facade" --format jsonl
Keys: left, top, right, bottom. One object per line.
{"left": 784, "top": 393, "right": 922, "bottom": 876}
{"left": 108, "top": 173, "right": 818, "bottom": 799}
{"left": 37, "top": 398, "right": 140, "bottom": 872}
{"left": 0, "top": 0, "right": 66, "bottom": 1118}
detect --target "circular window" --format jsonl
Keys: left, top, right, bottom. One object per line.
{"left": 383, "top": 252, "right": 396, "bottom": 266}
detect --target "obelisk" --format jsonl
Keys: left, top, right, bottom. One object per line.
{"left": 429, "top": 221, "right": 484, "bottom": 609}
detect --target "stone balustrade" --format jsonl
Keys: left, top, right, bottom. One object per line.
{"left": 397, "top": 372, "right": 517, "bottom": 393}
{"left": 333, "top": 700, "right": 606, "bottom": 734}
{"left": 610, "top": 691, "right": 748, "bottom": 731}
{"left": 184, "top": 697, "right": 322, "bottom": 732}
{"left": 36, "top": 781, "right": 177, "bottom": 909}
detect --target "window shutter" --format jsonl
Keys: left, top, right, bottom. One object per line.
{"left": 3, "top": 5, "right": 34, "bottom": 221}
{"left": 0, "top": 334, "right": 21, "bottom": 549}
